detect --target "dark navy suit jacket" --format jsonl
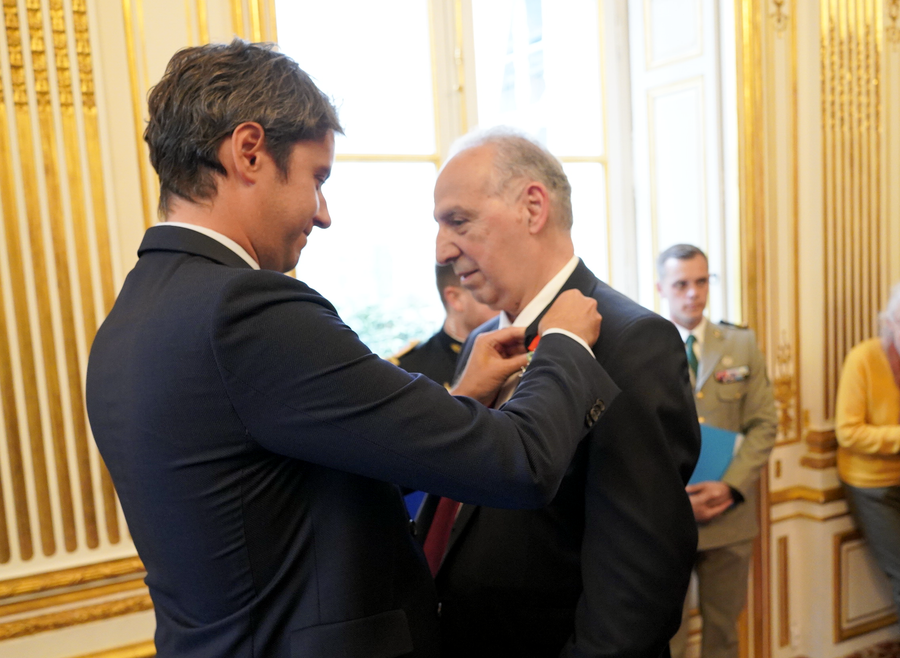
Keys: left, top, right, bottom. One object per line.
{"left": 420, "top": 261, "right": 701, "bottom": 658}
{"left": 85, "top": 227, "right": 617, "bottom": 658}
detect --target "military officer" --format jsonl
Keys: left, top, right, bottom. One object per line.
{"left": 657, "top": 244, "right": 777, "bottom": 658}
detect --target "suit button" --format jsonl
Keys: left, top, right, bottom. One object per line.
{"left": 409, "top": 520, "right": 417, "bottom": 536}
{"left": 696, "top": 391, "right": 704, "bottom": 399}
{"left": 585, "top": 399, "right": 606, "bottom": 427}
{"left": 698, "top": 416, "right": 705, "bottom": 423}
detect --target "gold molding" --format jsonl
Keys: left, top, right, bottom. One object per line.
{"left": 335, "top": 153, "right": 442, "bottom": 164}
{"left": 769, "top": 485, "right": 844, "bottom": 505}
{"left": 773, "top": 335, "right": 798, "bottom": 444}
{"left": 249, "top": 0, "right": 262, "bottom": 41}
{"left": 121, "top": 0, "right": 153, "bottom": 228}
{"left": 230, "top": 0, "right": 245, "bottom": 38}
{"left": 799, "top": 454, "right": 837, "bottom": 470}
{"left": 74, "top": 641, "right": 155, "bottom": 658}
{"left": 777, "top": 536, "right": 789, "bottom": 647}
{"left": 0, "top": 594, "right": 152, "bottom": 640}
{"left": 0, "top": 557, "right": 145, "bottom": 597}
{"left": 0, "top": 29, "right": 31, "bottom": 563}
{"left": 0, "top": 579, "right": 145, "bottom": 617}
{"left": 806, "top": 428, "right": 837, "bottom": 453}
{"left": 266, "top": 0, "right": 277, "bottom": 43}
{"left": 196, "top": 0, "right": 209, "bottom": 44}
{"left": 888, "top": 0, "right": 900, "bottom": 44}
{"left": 772, "top": 510, "right": 850, "bottom": 524}
{"left": 771, "top": 0, "right": 790, "bottom": 34}
{"left": 4, "top": 0, "right": 59, "bottom": 558}
{"left": 833, "top": 529, "right": 898, "bottom": 642}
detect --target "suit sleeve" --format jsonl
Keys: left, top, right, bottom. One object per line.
{"left": 211, "top": 272, "right": 620, "bottom": 509}
{"left": 565, "top": 315, "right": 700, "bottom": 658}
{"left": 836, "top": 345, "right": 900, "bottom": 454}
{"left": 721, "top": 331, "right": 778, "bottom": 497}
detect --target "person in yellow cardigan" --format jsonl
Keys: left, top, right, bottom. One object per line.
{"left": 835, "top": 285, "right": 900, "bottom": 617}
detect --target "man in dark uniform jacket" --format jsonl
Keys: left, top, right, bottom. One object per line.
{"left": 85, "top": 41, "right": 616, "bottom": 658}
{"left": 392, "top": 264, "right": 497, "bottom": 515}
{"left": 390, "top": 264, "right": 496, "bottom": 388}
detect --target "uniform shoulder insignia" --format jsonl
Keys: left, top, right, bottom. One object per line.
{"left": 719, "top": 320, "right": 749, "bottom": 329}
{"left": 387, "top": 340, "right": 420, "bottom": 365}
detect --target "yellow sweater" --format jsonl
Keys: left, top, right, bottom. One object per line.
{"left": 836, "top": 337, "right": 900, "bottom": 487}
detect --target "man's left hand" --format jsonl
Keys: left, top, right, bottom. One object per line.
{"left": 686, "top": 480, "right": 734, "bottom": 523}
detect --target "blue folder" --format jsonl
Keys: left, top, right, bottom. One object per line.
{"left": 689, "top": 424, "right": 741, "bottom": 485}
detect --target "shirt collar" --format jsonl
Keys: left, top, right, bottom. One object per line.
{"left": 498, "top": 256, "right": 580, "bottom": 329}
{"left": 160, "top": 222, "right": 260, "bottom": 270}
{"left": 674, "top": 316, "right": 707, "bottom": 346}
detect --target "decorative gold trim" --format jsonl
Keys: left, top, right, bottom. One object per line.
{"left": 773, "top": 335, "right": 798, "bottom": 444}
{"left": 4, "top": 0, "right": 59, "bottom": 558}
{"left": 771, "top": 0, "right": 790, "bottom": 34}
{"left": 777, "top": 536, "right": 789, "bottom": 647}
{"left": 0, "top": 51, "right": 29, "bottom": 564}
{"left": 799, "top": 454, "right": 837, "bottom": 470}
{"left": 889, "top": 0, "right": 900, "bottom": 44}
{"left": 737, "top": 0, "right": 766, "bottom": 343}
{"left": 196, "top": 0, "right": 209, "bottom": 43}
{"left": 0, "top": 579, "right": 145, "bottom": 617}
{"left": 772, "top": 510, "right": 850, "bottom": 524}
{"left": 0, "top": 557, "right": 145, "bottom": 597}
{"left": 50, "top": 0, "right": 103, "bottom": 551}
{"left": 74, "top": 641, "right": 155, "bottom": 658}
{"left": 806, "top": 429, "right": 837, "bottom": 453}
{"left": 769, "top": 485, "right": 844, "bottom": 505}
{"left": 249, "top": 0, "right": 262, "bottom": 41}
{"left": 833, "top": 529, "right": 898, "bottom": 642}
{"left": 230, "top": 0, "right": 245, "bottom": 39}
{"left": 121, "top": 0, "right": 152, "bottom": 227}
{"left": 0, "top": 593, "right": 152, "bottom": 640}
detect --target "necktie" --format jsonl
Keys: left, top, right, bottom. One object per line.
{"left": 686, "top": 334, "right": 699, "bottom": 377}
{"left": 422, "top": 497, "right": 461, "bottom": 575}
{"left": 423, "top": 357, "right": 526, "bottom": 574}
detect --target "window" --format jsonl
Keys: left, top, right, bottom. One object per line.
{"left": 275, "top": 0, "right": 609, "bottom": 355}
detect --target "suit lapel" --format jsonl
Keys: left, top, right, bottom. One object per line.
{"left": 440, "top": 260, "right": 598, "bottom": 574}
{"left": 523, "top": 260, "right": 598, "bottom": 349}
{"left": 697, "top": 322, "right": 725, "bottom": 389}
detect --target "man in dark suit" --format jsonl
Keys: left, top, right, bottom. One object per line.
{"left": 426, "top": 129, "right": 701, "bottom": 658}
{"left": 85, "top": 41, "right": 616, "bottom": 658}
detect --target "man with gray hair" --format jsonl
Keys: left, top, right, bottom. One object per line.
{"left": 421, "top": 128, "right": 701, "bottom": 658}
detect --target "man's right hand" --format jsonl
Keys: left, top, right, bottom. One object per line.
{"left": 539, "top": 289, "right": 602, "bottom": 347}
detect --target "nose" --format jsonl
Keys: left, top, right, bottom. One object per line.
{"left": 435, "top": 224, "right": 460, "bottom": 265}
{"left": 314, "top": 192, "right": 332, "bottom": 229}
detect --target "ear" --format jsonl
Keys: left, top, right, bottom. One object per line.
{"left": 655, "top": 281, "right": 663, "bottom": 295}
{"left": 227, "top": 122, "right": 267, "bottom": 184}
{"left": 443, "top": 286, "right": 465, "bottom": 313}
{"left": 522, "top": 182, "right": 552, "bottom": 234}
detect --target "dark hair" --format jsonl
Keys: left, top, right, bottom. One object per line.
{"left": 452, "top": 128, "right": 573, "bottom": 230}
{"left": 656, "top": 243, "right": 708, "bottom": 280}
{"left": 436, "top": 263, "right": 461, "bottom": 307}
{"left": 145, "top": 39, "right": 342, "bottom": 216}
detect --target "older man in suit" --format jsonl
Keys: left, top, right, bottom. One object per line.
{"left": 656, "top": 244, "right": 777, "bottom": 658}
{"left": 423, "top": 129, "right": 701, "bottom": 658}
{"left": 85, "top": 41, "right": 615, "bottom": 658}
